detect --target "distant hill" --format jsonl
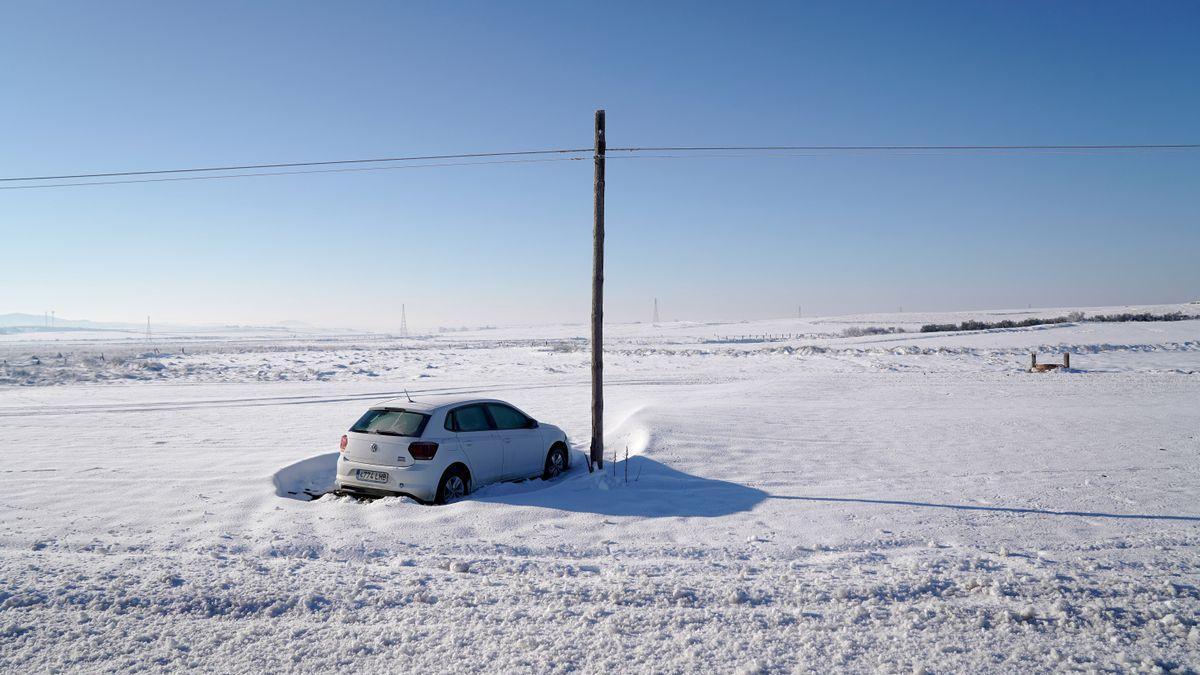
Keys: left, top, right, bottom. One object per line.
{"left": 0, "top": 313, "right": 358, "bottom": 334}
{"left": 0, "top": 313, "right": 138, "bottom": 330}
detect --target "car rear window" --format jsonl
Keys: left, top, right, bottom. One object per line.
{"left": 350, "top": 409, "right": 430, "bottom": 437}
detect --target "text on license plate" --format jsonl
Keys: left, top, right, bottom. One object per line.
{"left": 356, "top": 469, "right": 389, "bottom": 483}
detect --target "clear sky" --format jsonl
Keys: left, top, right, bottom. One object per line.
{"left": 2, "top": 1, "right": 1197, "bottom": 331}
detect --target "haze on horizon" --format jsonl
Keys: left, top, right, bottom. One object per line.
{"left": 2, "top": 2, "right": 1197, "bottom": 332}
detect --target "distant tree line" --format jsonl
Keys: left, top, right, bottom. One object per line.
{"left": 841, "top": 325, "right": 907, "bottom": 337}
{"left": 919, "top": 311, "right": 1198, "bottom": 334}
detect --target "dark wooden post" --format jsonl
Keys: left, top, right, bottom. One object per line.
{"left": 1063, "top": 352, "right": 1070, "bottom": 369}
{"left": 590, "top": 110, "right": 606, "bottom": 471}
{"left": 1030, "top": 353, "right": 1037, "bottom": 369}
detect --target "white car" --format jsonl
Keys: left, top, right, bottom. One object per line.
{"left": 335, "top": 396, "right": 570, "bottom": 503}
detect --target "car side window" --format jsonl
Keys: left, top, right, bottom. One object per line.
{"left": 450, "top": 405, "right": 491, "bottom": 433}
{"left": 486, "top": 404, "right": 530, "bottom": 430}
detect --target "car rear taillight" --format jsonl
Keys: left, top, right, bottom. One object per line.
{"left": 339, "top": 435, "right": 348, "bottom": 452}
{"left": 408, "top": 442, "right": 439, "bottom": 460}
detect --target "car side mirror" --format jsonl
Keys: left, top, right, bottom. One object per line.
{"left": 527, "top": 419, "right": 539, "bottom": 429}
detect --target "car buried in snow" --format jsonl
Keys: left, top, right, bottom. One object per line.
{"left": 335, "top": 396, "right": 571, "bottom": 504}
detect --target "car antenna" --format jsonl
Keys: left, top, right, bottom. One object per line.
{"left": 404, "top": 388, "right": 413, "bottom": 403}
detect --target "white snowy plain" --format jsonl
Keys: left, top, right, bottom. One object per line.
{"left": 1, "top": 304, "right": 1198, "bottom": 673}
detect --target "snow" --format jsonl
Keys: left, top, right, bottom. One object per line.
{"left": 1, "top": 304, "right": 1198, "bottom": 672}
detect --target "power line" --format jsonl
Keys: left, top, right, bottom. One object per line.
{"left": 4, "top": 143, "right": 1194, "bottom": 183}
{"left": 608, "top": 143, "right": 1200, "bottom": 153}
{"left": 602, "top": 148, "right": 1193, "bottom": 163}
{"left": 2, "top": 142, "right": 1195, "bottom": 191}
{"left": 0, "top": 148, "right": 593, "bottom": 182}
{"left": 0, "top": 156, "right": 586, "bottom": 190}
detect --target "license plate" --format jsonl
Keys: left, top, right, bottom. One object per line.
{"left": 356, "top": 469, "right": 389, "bottom": 484}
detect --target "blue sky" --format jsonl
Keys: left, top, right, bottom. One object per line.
{"left": 1, "top": 1, "right": 1197, "bottom": 330}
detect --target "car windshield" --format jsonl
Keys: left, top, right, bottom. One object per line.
{"left": 350, "top": 409, "right": 429, "bottom": 437}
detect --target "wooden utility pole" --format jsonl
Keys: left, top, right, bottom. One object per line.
{"left": 590, "top": 109, "right": 606, "bottom": 471}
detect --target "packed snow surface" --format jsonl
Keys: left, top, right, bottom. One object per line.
{"left": 1, "top": 305, "right": 1198, "bottom": 673}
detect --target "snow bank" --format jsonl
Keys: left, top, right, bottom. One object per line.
{"left": 272, "top": 452, "right": 338, "bottom": 500}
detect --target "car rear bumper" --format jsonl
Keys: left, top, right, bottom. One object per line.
{"left": 335, "top": 455, "right": 439, "bottom": 502}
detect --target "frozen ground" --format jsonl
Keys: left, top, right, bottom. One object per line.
{"left": 1, "top": 304, "right": 1198, "bottom": 673}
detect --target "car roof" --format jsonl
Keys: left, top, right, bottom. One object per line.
{"left": 370, "top": 394, "right": 508, "bottom": 413}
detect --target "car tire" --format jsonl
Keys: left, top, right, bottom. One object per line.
{"left": 542, "top": 445, "right": 567, "bottom": 481}
{"left": 435, "top": 466, "right": 470, "bottom": 505}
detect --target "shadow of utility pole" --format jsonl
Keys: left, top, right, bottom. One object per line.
{"left": 768, "top": 495, "right": 1200, "bottom": 522}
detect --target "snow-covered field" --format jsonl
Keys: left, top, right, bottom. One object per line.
{"left": 2, "top": 305, "right": 1198, "bottom": 673}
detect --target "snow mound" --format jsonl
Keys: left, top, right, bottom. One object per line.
{"left": 272, "top": 452, "right": 338, "bottom": 500}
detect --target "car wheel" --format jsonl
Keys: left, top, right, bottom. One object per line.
{"left": 542, "top": 445, "right": 567, "bottom": 480}
{"left": 435, "top": 467, "right": 470, "bottom": 505}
